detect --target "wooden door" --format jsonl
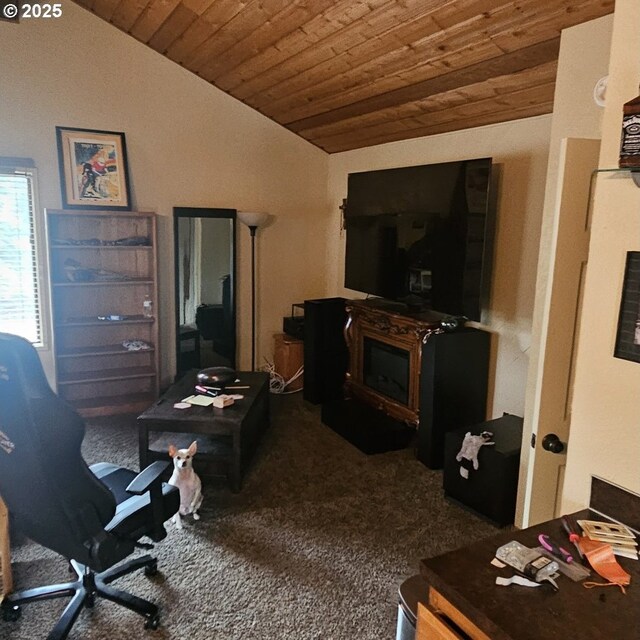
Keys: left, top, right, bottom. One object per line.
{"left": 519, "top": 138, "right": 600, "bottom": 526}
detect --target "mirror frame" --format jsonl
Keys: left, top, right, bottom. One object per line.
{"left": 173, "top": 207, "right": 237, "bottom": 378}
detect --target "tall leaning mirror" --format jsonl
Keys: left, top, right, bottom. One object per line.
{"left": 174, "top": 207, "right": 236, "bottom": 379}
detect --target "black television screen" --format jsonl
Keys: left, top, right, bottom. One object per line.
{"left": 344, "top": 158, "right": 495, "bottom": 321}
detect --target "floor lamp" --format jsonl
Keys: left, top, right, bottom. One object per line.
{"left": 238, "top": 211, "right": 269, "bottom": 371}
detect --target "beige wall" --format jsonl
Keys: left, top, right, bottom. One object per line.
{"left": 327, "top": 118, "right": 552, "bottom": 418}
{"left": 0, "top": 2, "right": 329, "bottom": 385}
{"left": 562, "top": 0, "right": 640, "bottom": 511}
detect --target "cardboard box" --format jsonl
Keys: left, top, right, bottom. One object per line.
{"left": 273, "top": 333, "right": 304, "bottom": 391}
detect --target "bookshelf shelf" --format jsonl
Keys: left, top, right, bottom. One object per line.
{"left": 47, "top": 209, "right": 159, "bottom": 417}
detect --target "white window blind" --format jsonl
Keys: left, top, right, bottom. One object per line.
{"left": 0, "top": 165, "right": 42, "bottom": 345}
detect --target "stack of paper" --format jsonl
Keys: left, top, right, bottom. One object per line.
{"left": 181, "top": 394, "right": 215, "bottom": 407}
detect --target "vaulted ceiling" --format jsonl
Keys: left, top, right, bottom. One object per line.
{"left": 74, "top": 0, "right": 614, "bottom": 153}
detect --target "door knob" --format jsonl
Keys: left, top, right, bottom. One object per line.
{"left": 541, "top": 433, "right": 565, "bottom": 454}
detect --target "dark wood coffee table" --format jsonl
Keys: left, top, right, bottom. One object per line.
{"left": 137, "top": 370, "right": 270, "bottom": 492}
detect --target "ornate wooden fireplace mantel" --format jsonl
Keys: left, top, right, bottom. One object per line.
{"left": 344, "top": 299, "right": 446, "bottom": 426}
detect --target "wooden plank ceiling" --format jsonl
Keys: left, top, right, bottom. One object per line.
{"left": 74, "top": 0, "right": 614, "bottom": 153}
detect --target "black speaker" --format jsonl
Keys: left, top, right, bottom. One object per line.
{"left": 417, "top": 327, "right": 491, "bottom": 469}
{"left": 303, "top": 297, "right": 348, "bottom": 404}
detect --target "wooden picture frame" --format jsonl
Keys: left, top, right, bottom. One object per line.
{"left": 614, "top": 251, "right": 640, "bottom": 364}
{"left": 55, "top": 126, "right": 131, "bottom": 210}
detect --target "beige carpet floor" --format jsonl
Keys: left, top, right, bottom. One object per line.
{"left": 6, "top": 394, "right": 499, "bottom": 640}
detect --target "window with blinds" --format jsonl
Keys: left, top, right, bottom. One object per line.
{"left": 0, "top": 164, "right": 43, "bottom": 346}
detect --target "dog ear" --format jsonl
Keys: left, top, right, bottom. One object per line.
{"left": 168, "top": 444, "right": 177, "bottom": 458}
{"left": 188, "top": 441, "right": 198, "bottom": 456}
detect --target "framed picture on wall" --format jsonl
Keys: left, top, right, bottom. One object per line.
{"left": 55, "top": 126, "right": 131, "bottom": 210}
{"left": 614, "top": 251, "right": 640, "bottom": 364}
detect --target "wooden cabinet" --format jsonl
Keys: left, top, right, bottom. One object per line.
{"left": 46, "top": 209, "right": 159, "bottom": 417}
{"left": 416, "top": 590, "right": 489, "bottom": 640}
{"left": 344, "top": 299, "right": 445, "bottom": 425}
{"left": 0, "top": 497, "right": 11, "bottom": 598}
{"left": 273, "top": 333, "right": 303, "bottom": 391}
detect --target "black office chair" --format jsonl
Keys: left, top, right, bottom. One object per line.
{"left": 0, "top": 333, "right": 180, "bottom": 639}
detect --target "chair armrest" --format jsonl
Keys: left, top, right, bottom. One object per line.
{"left": 127, "top": 460, "right": 175, "bottom": 542}
{"left": 126, "top": 460, "right": 170, "bottom": 495}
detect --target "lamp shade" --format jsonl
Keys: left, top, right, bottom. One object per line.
{"left": 237, "top": 211, "right": 269, "bottom": 228}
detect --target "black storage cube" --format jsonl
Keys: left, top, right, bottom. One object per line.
{"left": 443, "top": 413, "right": 523, "bottom": 526}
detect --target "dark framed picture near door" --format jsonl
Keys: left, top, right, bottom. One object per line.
{"left": 614, "top": 251, "right": 640, "bottom": 364}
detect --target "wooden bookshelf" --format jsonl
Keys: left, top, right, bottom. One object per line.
{"left": 46, "top": 209, "right": 160, "bottom": 417}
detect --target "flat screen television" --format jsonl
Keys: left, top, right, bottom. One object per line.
{"left": 344, "top": 158, "right": 495, "bottom": 321}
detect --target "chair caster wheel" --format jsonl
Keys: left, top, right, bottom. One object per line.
{"left": 144, "top": 561, "right": 158, "bottom": 577}
{"left": 2, "top": 605, "right": 21, "bottom": 622}
{"left": 86, "top": 593, "right": 95, "bottom": 608}
{"left": 144, "top": 614, "right": 160, "bottom": 630}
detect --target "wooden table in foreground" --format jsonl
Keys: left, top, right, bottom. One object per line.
{"left": 137, "top": 371, "right": 270, "bottom": 492}
{"left": 0, "top": 497, "right": 12, "bottom": 599}
{"left": 417, "top": 510, "right": 640, "bottom": 640}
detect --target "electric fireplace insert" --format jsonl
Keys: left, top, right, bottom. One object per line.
{"left": 363, "top": 337, "right": 410, "bottom": 406}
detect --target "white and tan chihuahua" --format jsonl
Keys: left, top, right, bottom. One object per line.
{"left": 168, "top": 441, "right": 203, "bottom": 529}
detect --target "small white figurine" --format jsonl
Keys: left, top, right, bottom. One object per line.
{"left": 456, "top": 431, "right": 495, "bottom": 478}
